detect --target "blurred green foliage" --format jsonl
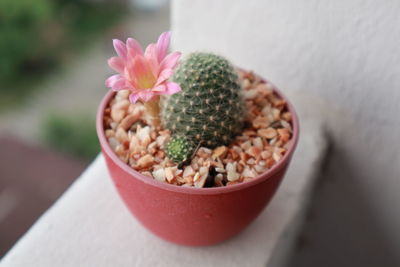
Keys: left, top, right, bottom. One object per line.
{"left": 42, "top": 114, "right": 99, "bottom": 161}
{"left": 0, "top": 0, "right": 53, "bottom": 85}
{"left": 0, "top": 0, "right": 125, "bottom": 107}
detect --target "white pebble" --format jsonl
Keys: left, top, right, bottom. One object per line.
{"left": 137, "top": 126, "right": 151, "bottom": 146}
{"left": 252, "top": 137, "right": 263, "bottom": 149}
{"left": 152, "top": 168, "right": 166, "bottom": 182}
{"left": 227, "top": 170, "right": 240, "bottom": 182}
{"left": 108, "top": 138, "right": 120, "bottom": 150}
{"left": 242, "top": 167, "right": 257, "bottom": 178}
{"left": 183, "top": 166, "right": 195, "bottom": 177}
{"left": 226, "top": 162, "right": 237, "bottom": 173}
{"left": 215, "top": 167, "right": 226, "bottom": 173}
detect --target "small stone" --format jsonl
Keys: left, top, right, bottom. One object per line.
{"left": 193, "top": 172, "right": 200, "bottom": 182}
{"left": 246, "top": 158, "right": 256, "bottom": 165}
{"left": 261, "top": 150, "right": 272, "bottom": 160}
{"left": 256, "top": 83, "right": 273, "bottom": 96}
{"left": 136, "top": 154, "right": 154, "bottom": 169}
{"left": 111, "top": 100, "right": 129, "bottom": 122}
{"left": 115, "top": 127, "right": 128, "bottom": 144}
{"left": 165, "top": 167, "right": 175, "bottom": 182}
{"left": 246, "top": 146, "right": 262, "bottom": 159}
{"left": 280, "top": 120, "right": 293, "bottom": 132}
{"left": 110, "top": 122, "right": 118, "bottom": 130}
{"left": 129, "top": 135, "right": 142, "bottom": 154}
{"left": 137, "top": 126, "right": 151, "bottom": 147}
{"left": 282, "top": 112, "right": 292, "bottom": 121}
{"left": 272, "top": 108, "right": 281, "bottom": 120}
{"left": 229, "top": 149, "right": 240, "bottom": 160}
{"left": 108, "top": 137, "right": 120, "bottom": 150}
{"left": 237, "top": 163, "right": 244, "bottom": 173}
{"left": 273, "top": 152, "right": 282, "bottom": 162}
{"left": 148, "top": 141, "right": 157, "bottom": 150}
{"left": 243, "top": 89, "right": 258, "bottom": 99}
{"left": 215, "top": 167, "right": 226, "bottom": 173}
{"left": 257, "top": 127, "right": 277, "bottom": 139}
{"left": 212, "top": 146, "right": 228, "bottom": 159}
{"left": 119, "top": 112, "right": 141, "bottom": 130}
{"left": 240, "top": 152, "right": 249, "bottom": 162}
{"left": 197, "top": 147, "right": 212, "bottom": 158}
{"left": 116, "top": 90, "right": 130, "bottom": 99}
{"left": 197, "top": 157, "right": 204, "bottom": 165}
{"left": 194, "top": 170, "right": 209, "bottom": 187}
{"left": 191, "top": 162, "right": 199, "bottom": 171}
{"left": 253, "top": 116, "right": 270, "bottom": 128}
{"left": 215, "top": 173, "right": 223, "bottom": 181}
{"left": 156, "top": 135, "right": 168, "bottom": 147}
{"left": 261, "top": 105, "right": 272, "bottom": 117}
{"left": 269, "top": 137, "right": 278, "bottom": 145}
{"left": 277, "top": 128, "right": 291, "bottom": 142}
{"left": 240, "top": 140, "right": 252, "bottom": 150}
{"left": 183, "top": 165, "right": 195, "bottom": 177}
{"left": 226, "top": 162, "right": 237, "bottom": 173}
{"left": 227, "top": 171, "right": 240, "bottom": 182}
{"left": 152, "top": 168, "right": 166, "bottom": 182}
{"left": 252, "top": 137, "right": 263, "bottom": 149}
{"left": 241, "top": 78, "right": 251, "bottom": 89}
{"left": 254, "top": 164, "right": 266, "bottom": 173}
{"left": 242, "top": 167, "right": 257, "bottom": 178}
{"left": 105, "top": 129, "right": 114, "bottom": 138}
{"left": 141, "top": 171, "right": 152, "bottom": 178}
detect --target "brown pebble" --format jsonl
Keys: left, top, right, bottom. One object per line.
{"left": 136, "top": 154, "right": 154, "bottom": 169}
{"left": 246, "top": 146, "right": 262, "bottom": 159}
{"left": 257, "top": 128, "right": 277, "bottom": 139}
{"left": 282, "top": 112, "right": 292, "bottom": 121}
{"left": 261, "top": 150, "right": 272, "bottom": 160}
{"left": 212, "top": 146, "right": 228, "bottom": 159}
{"left": 119, "top": 112, "right": 141, "bottom": 130}
{"left": 252, "top": 116, "right": 270, "bottom": 129}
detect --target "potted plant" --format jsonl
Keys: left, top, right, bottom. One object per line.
{"left": 96, "top": 32, "right": 299, "bottom": 246}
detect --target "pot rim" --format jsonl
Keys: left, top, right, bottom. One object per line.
{"left": 96, "top": 77, "right": 300, "bottom": 195}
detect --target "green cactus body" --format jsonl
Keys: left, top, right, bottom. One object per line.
{"left": 165, "top": 136, "right": 194, "bottom": 163}
{"left": 162, "top": 52, "right": 245, "bottom": 157}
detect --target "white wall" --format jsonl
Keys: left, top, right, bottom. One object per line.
{"left": 172, "top": 0, "right": 400, "bottom": 245}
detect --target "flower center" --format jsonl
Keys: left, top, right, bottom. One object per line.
{"left": 136, "top": 71, "right": 156, "bottom": 89}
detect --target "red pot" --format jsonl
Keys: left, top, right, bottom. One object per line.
{"left": 96, "top": 77, "right": 299, "bottom": 246}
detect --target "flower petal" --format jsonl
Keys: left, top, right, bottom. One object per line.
{"left": 156, "top": 32, "right": 171, "bottom": 62}
{"left": 127, "top": 38, "right": 143, "bottom": 57}
{"left": 144, "top": 43, "right": 159, "bottom": 77}
{"left": 138, "top": 90, "right": 155, "bottom": 102}
{"left": 108, "top": 57, "right": 125, "bottom": 73}
{"left": 126, "top": 55, "right": 156, "bottom": 89}
{"left": 152, "top": 84, "right": 166, "bottom": 92}
{"left": 105, "top": 74, "right": 127, "bottom": 91}
{"left": 155, "top": 69, "right": 174, "bottom": 86}
{"left": 129, "top": 93, "right": 139, "bottom": 103}
{"left": 113, "top": 39, "right": 127, "bottom": 60}
{"left": 165, "top": 82, "right": 182, "bottom": 95}
{"left": 160, "top": 51, "right": 181, "bottom": 72}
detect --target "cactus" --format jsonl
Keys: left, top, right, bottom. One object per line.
{"left": 162, "top": 52, "right": 245, "bottom": 162}
{"left": 165, "top": 136, "right": 195, "bottom": 163}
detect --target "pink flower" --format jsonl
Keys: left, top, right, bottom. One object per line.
{"left": 105, "top": 32, "right": 181, "bottom": 103}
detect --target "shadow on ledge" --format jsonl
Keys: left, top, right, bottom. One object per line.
{"left": 288, "top": 144, "right": 400, "bottom": 267}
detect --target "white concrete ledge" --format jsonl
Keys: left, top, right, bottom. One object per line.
{"left": 0, "top": 110, "right": 327, "bottom": 267}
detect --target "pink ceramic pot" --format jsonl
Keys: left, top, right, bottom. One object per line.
{"left": 96, "top": 76, "right": 299, "bottom": 246}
